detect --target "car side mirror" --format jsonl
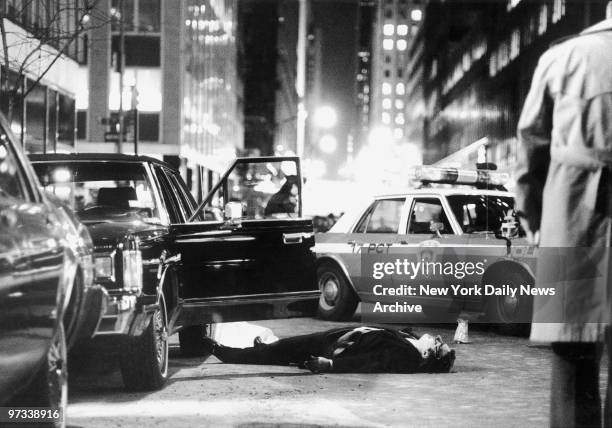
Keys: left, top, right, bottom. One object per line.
{"left": 224, "top": 202, "right": 243, "bottom": 221}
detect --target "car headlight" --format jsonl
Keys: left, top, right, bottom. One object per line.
{"left": 94, "top": 254, "right": 115, "bottom": 281}
{"left": 122, "top": 237, "right": 143, "bottom": 292}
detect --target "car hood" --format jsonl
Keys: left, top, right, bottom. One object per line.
{"left": 83, "top": 220, "right": 167, "bottom": 250}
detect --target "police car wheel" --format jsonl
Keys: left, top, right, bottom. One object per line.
{"left": 317, "top": 262, "right": 358, "bottom": 321}
{"left": 485, "top": 270, "right": 532, "bottom": 336}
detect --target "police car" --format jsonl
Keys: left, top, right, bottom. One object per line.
{"left": 314, "top": 165, "right": 535, "bottom": 332}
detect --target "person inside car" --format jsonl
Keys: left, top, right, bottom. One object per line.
{"left": 206, "top": 326, "right": 455, "bottom": 374}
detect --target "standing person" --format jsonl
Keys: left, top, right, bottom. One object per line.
{"left": 515, "top": 8, "right": 612, "bottom": 428}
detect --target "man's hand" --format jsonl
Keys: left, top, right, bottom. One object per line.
{"left": 304, "top": 356, "right": 332, "bottom": 374}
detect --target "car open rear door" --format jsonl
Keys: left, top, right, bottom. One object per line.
{"left": 169, "top": 157, "right": 318, "bottom": 325}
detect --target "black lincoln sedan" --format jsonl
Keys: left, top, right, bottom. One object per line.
{"left": 30, "top": 153, "right": 318, "bottom": 391}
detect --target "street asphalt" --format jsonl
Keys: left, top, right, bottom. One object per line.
{"left": 66, "top": 318, "right": 609, "bottom": 428}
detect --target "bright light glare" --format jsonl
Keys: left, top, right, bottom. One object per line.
{"left": 368, "top": 126, "right": 393, "bottom": 145}
{"left": 53, "top": 168, "right": 72, "bottom": 183}
{"left": 313, "top": 106, "right": 338, "bottom": 129}
{"left": 319, "top": 134, "right": 338, "bottom": 154}
{"left": 304, "top": 159, "right": 327, "bottom": 179}
{"left": 411, "top": 9, "right": 423, "bottom": 21}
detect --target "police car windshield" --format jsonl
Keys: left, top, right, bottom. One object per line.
{"left": 446, "top": 195, "right": 514, "bottom": 234}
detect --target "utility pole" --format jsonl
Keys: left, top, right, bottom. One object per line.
{"left": 296, "top": 0, "right": 308, "bottom": 158}
{"left": 117, "top": 0, "right": 125, "bottom": 153}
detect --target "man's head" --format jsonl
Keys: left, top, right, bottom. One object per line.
{"left": 419, "top": 334, "right": 456, "bottom": 373}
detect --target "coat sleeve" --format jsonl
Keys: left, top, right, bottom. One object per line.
{"left": 515, "top": 53, "right": 555, "bottom": 232}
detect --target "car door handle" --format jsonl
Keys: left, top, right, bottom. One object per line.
{"left": 283, "top": 232, "right": 304, "bottom": 244}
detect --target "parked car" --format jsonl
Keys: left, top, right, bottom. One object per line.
{"left": 0, "top": 115, "right": 75, "bottom": 423}
{"left": 313, "top": 165, "right": 535, "bottom": 333}
{"left": 30, "top": 154, "right": 318, "bottom": 391}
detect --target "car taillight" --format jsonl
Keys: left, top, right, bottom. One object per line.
{"left": 122, "top": 237, "right": 143, "bottom": 292}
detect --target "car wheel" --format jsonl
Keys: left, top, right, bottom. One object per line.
{"left": 179, "top": 324, "right": 214, "bottom": 358}
{"left": 120, "top": 293, "right": 169, "bottom": 391}
{"left": 10, "top": 321, "right": 68, "bottom": 428}
{"left": 317, "top": 262, "right": 358, "bottom": 321}
{"left": 485, "top": 270, "right": 532, "bottom": 336}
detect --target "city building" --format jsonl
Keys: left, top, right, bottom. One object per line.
{"left": 78, "top": 0, "right": 243, "bottom": 197}
{"left": 370, "top": 0, "right": 424, "bottom": 144}
{"left": 238, "top": 0, "right": 277, "bottom": 156}
{"left": 0, "top": 0, "right": 86, "bottom": 153}
{"left": 418, "top": 0, "right": 609, "bottom": 169}
{"left": 354, "top": 0, "right": 376, "bottom": 157}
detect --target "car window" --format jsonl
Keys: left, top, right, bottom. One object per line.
{"left": 407, "top": 198, "right": 453, "bottom": 234}
{"left": 153, "top": 166, "right": 184, "bottom": 223}
{"left": 354, "top": 198, "right": 404, "bottom": 234}
{"left": 0, "top": 133, "right": 28, "bottom": 201}
{"left": 166, "top": 169, "right": 205, "bottom": 222}
{"left": 34, "top": 161, "right": 160, "bottom": 223}
{"left": 446, "top": 195, "right": 515, "bottom": 234}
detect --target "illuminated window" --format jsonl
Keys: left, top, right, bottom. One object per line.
{"left": 383, "top": 39, "right": 394, "bottom": 50}
{"left": 538, "top": 4, "right": 548, "bottom": 34}
{"left": 396, "top": 83, "right": 405, "bottom": 95}
{"left": 383, "top": 24, "right": 394, "bottom": 36}
{"left": 382, "top": 98, "right": 392, "bottom": 109}
{"left": 411, "top": 8, "right": 422, "bottom": 21}
{"left": 397, "top": 24, "right": 408, "bottom": 36}
{"left": 510, "top": 29, "right": 520, "bottom": 59}
{"left": 552, "top": 0, "right": 565, "bottom": 23}
{"left": 395, "top": 99, "right": 404, "bottom": 109}
{"left": 397, "top": 40, "right": 407, "bottom": 51}
{"left": 382, "top": 112, "right": 391, "bottom": 124}
{"left": 395, "top": 113, "right": 405, "bottom": 125}
{"left": 394, "top": 128, "right": 404, "bottom": 139}
{"left": 382, "top": 83, "right": 392, "bottom": 95}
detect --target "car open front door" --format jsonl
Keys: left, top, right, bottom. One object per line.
{"left": 169, "top": 157, "right": 318, "bottom": 325}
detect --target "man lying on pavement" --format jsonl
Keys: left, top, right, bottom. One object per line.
{"left": 205, "top": 326, "right": 455, "bottom": 374}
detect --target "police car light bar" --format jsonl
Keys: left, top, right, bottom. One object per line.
{"left": 412, "top": 166, "right": 509, "bottom": 186}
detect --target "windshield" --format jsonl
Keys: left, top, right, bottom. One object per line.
{"left": 33, "top": 161, "right": 160, "bottom": 224}
{"left": 446, "top": 195, "right": 514, "bottom": 234}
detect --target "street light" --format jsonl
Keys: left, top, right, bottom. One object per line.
{"left": 319, "top": 134, "right": 337, "bottom": 154}
{"left": 313, "top": 106, "right": 338, "bottom": 129}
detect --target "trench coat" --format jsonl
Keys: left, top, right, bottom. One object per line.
{"left": 515, "top": 19, "right": 612, "bottom": 342}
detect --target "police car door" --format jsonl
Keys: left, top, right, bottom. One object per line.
{"left": 401, "top": 195, "right": 459, "bottom": 319}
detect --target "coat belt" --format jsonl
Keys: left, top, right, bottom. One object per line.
{"left": 550, "top": 145, "right": 612, "bottom": 171}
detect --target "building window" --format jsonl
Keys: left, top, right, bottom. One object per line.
{"left": 383, "top": 39, "right": 394, "bottom": 50}
{"left": 410, "top": 25, "right": 419, "bottom": 36}
{"left": 397, "top": 24, "right": 408, "bottom": 36}
{"left": 507, "top": 0, "right": 522, "bottom": 11}
{"left": 510, "top": 28, "right": 520, "bottom": 59}
{"left": 396, "top": 83, "right": 405, "bottom": 95}
{"left": 382, "top": 112, "right": 391, "bottom": 124}
{"left": 385, "top": 55, "right": 392, "bottom": 64}
{"left": 538, "top": 4, "right": 548, "bottom": 35}
{"left": 385, "top": 9, "right": 393, "bottom": 19}
{"left": 397, "top": 67, "right": 404, "bottom": 78}
{"left": 395, "top": 113, "right": 405, "bottom": 125}
{"left": 397, "top": 39, "right": 407, "bottom": 51}
{"left": 552, "top": 0, "right": 565, "bottom": 23}
{"left": 383, "top": 24, "right": 394, "bottom": 36}
{"left": 382, "top": 83, "right": 392, "bottom": 95}
{"left": 384, "top": 69, "right": 391, "bottom": 78}
{"left": 383, "top": 98, "right": 392, "bottom": 109}
{"left": 395, "top": 99, "right": 404, "bottom": 110}
{"left": 430, "top": 59, "right": 438, "bottom": 79}
{"left": 394, "top": 128, "right": 403, "bottom": 139}
{"left": 411, "top": 8, "right": 422, "bottom": 21}
{"left": 111, "top": 0, "right": 161, "bottom": 33}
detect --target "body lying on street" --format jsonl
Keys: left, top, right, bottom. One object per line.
{"left": 207, "top": 326, "right": 456, "bottom": 374}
